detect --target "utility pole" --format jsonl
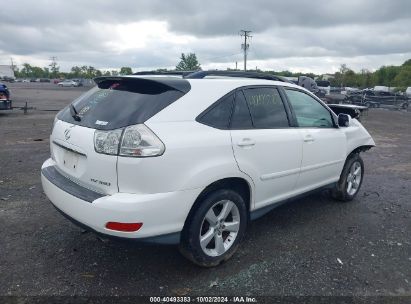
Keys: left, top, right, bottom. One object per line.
{"left": 10, "top": 58, "right": 16, "bottom": 78}
{"left": 10, "top": 57, "right": 15, "bottom": 71}
{"left": 49, "top": 56, "right": 58, "bottom": 78}
{"left": 240, "top": 30, "right": 252, "bottom": 71}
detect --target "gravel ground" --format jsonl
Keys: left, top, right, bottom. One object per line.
{"left": 0, "top": 82, "right": 410, "bottom": 298}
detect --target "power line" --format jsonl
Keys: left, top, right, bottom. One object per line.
{"left": 204, "top": 52, "right": 243, "bottom": 61}
{"left": 240, "top": 30, "right": 252, "bottom": 71}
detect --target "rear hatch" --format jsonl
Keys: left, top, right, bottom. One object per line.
{"left": 51, "top": 76, "right": 190, "bottom": 195}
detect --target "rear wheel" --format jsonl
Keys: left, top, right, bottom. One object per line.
{"left": 332, "top": 154, "right": 364, "bottom": 202}
{"left": 179, "top": 189, "right": 247, "bottom": 267}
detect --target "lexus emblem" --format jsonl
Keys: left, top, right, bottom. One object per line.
{"left": 64, "top": 128, "right": 71, "bottom": 140}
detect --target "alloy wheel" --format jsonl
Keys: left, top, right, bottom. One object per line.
{"left": 346, "top": 161, "right": 362, "bottom": 196}
{"left": 199, "top": 200, "right": 240, "bottom": 257}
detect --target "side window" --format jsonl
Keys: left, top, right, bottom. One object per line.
{"left": 230, "top": 91, "right": 253, "bottom": 129}
{"left": 285, "top": 89, "right": 334, "bottom": 128}
{"left": 243, "top": 87, "right": 289, "bottom": 129}
{"left": 198, "top": 94, "right": 234, "bottom": 129}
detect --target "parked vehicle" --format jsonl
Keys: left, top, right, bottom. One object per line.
{"left": 57, "top": 80, "right": 79, "bottom": 87}
{"left": 316, "top": 80, "right": 331, "bottom": 96}
{"left": 41, "top": 71, "right": 375, "bottom": 267}
{"left": 405, "top": 87, "right": 411, "bottom": 98}
{"left": 373, "top": 86, "right": 389, "bottom": 92}
{"left": 39, "top": 78, "right": 51, "bottom": 83}
{"left": 0, "top": 82, "right": 12, "bottom": 110}
{"left": 71, "top": 79, "right": 84, "bottom": 87}
{"left": 345, "top": 89, "right": 409, "bottom": 109}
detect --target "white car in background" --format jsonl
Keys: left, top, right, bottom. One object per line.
{"left": 41, "top": 71, "right": 375, "bottom": 267}
{"left": 57, "top": 80, "right": 79, "bottom": 87}
{"left": 316, "top": 80, "right": 331, "bottom": 95}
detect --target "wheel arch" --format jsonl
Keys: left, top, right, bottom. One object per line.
{"left": 182, "top": 177, "right": 253, "bottom": 235}
{"left": 347, "top": 145, "right": 373, "bottom": 159}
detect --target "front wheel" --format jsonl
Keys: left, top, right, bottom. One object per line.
{"left": 179, "top": 189, "right": 247, "bottom": 267}
{"left": 332, "top": 154, "right": 364, "bottom": 202}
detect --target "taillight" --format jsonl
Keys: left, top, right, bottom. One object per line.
{"left": 94, "top": 124, "right": 164, "bottom": 157}
{"left": 94, "top": 129, "right": 122, "bottom": 155}
{"left": 120, "top": 124, "right": 165, "bottom": 157}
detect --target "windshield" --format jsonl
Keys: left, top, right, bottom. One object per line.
{"left": 57, "top": 78, "right": 189, "bottom": 130}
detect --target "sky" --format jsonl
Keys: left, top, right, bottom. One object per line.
{"left": 0, "top": 0, "right": 410, "bottom": 74}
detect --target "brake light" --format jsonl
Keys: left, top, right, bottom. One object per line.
{"left": 105, "top": 222, "right": 143, "bottom": 232}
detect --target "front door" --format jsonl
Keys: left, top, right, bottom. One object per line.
{"left": 283, "top": 88, "right": 346, "bottom": 193}
{"left": 230, "top": 87, "right": 303, "bottom": 209}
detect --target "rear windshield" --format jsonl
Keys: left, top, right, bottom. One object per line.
{"left": 57, "top": 78, "right": 189, "bottom": 130}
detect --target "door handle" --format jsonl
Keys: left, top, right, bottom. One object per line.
{"left": 237, "top": 138, "right": 256, "bottom": 147}
{"left": 304, "top": 135, "right": 315, "bottom": 143}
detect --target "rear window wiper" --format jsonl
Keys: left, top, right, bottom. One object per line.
{"left": 69, "top": 104, "right": 81, "bottom": 121}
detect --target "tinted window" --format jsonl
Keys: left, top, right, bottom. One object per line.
{"left": 243, "top": 88, "right": 289, "bottom": 128}
{"left": 57, "top": 78, "right": 189, "bottom": 130}
{"left": 199, "top": 94, "right": 234, "bottom": 129}
{"left": 230, "top": 91, "right": 253, "bottom": 129}
{"left": 285, "top": 89, "right": 333, "bottom": 128}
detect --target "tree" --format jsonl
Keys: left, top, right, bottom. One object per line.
{"left": 393, "top": 66, "right": 411, "bottom": 87}
{"left": 120, "top": 67, "right": 133, "bottom": 75}
{"left": 71, "top": 66, "right": 82, "bottom": 78}
{"left": 402, "top": 59, "right": 411, "bottom": 67}
{"left": 176, "top": 53, "right": 201, "bottom": 71}
{"left": 21, "top": 63, "right": 33, "bottom": 77}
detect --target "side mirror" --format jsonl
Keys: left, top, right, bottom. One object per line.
{"left": 338, "top": 113, "right": 351, "bottom": 127}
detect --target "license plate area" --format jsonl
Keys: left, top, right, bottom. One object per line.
{"left": 63, "top": 150, "right": 79, "bottom": 171}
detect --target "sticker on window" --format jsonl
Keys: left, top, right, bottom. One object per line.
{"left": 95, "top": 120, "right": 109, "bottom": 126}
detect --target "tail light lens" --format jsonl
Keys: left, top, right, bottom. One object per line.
{"left": 94, "top": 129, "right": 122, "bottom": 155}
{"left": 120, "top": 124, "right": 165, "bottom": 157}
{"left": 94, "top": 124, "right": 164, "bottom": 157}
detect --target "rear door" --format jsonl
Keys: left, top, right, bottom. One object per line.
{"left": 50, "top": 120, "right": 119, "bottom": 195}
{"left": 230, "top": 87, "right": 303, "bottom": 209}
{"left": 282, "top": 88, "right": 346, "bottom": 192}
{"left": 52, "top": 77, "right": 190, "bottom": 195}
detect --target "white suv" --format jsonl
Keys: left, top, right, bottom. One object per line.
{"left": 41, "top": 72, "right": 375, "bottom": 267}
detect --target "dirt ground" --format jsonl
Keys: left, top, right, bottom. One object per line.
{"left": 0, "top": 82, "right": 410, "bottom": 297}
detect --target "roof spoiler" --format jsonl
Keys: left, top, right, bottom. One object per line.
{"left": 93, "top": 76, "right": 191, "bottom": 94}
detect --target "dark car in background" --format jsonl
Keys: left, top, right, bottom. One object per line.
{"left": 0, "top": 82, "right": 12, "bottom": 110}
{"left": 345, "top": 89, "right": 409, "bottom": 109}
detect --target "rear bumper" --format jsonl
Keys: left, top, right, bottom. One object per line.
{"left": 41, "top": 158, "right": 201, "bottom": 244}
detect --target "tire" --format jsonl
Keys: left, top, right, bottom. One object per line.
{"left": 402, "top": 103, "right": 409, "bottom": 110}
{"left": 179, "top": 189, "right": 247, "bottom": 267}
{"left": 364, "top": 101, "right": 371, "bottom": 108}
{"left": 332, "top": 154, "right": 364, "bottom": 202}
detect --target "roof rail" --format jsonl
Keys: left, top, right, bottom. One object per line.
{"left": 133, "top": 70, "right": 196, "bottom": 77}
{"left": 184, "top": 70, "right": 294, "bottom": 83}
